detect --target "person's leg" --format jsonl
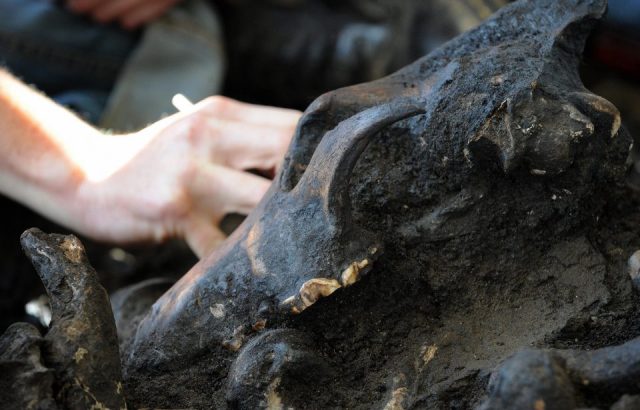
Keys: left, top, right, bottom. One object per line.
{"left": 0, "top": 0, "right": 140, "bottom": 123}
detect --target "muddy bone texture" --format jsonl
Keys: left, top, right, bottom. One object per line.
{"left": 0, "top": 229, "right": 126, "bottom": 410}
{"left": 480, "top": 337, "right": 640, "bottom": 410}
{"left": 123, "top": 98, "right": 428, "bottom": 406}
{"left": 2, "top": 0, "right": 639, "bottom": 409}
{"left": 115, "top": 0, "right": 635, "bottom": 407}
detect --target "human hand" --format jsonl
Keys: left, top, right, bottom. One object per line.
{"left": 66, "top": 0, "right": 183, "bottom": 29}
{"left": 75, "top": 96, "right": 301, "bottom": 257}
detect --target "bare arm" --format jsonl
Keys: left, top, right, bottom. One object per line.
{"left": 0, "top": 69, "right": 112, "bottom": 231}
{"left": 0, "top": 69, "right": 301, "bottom": 256}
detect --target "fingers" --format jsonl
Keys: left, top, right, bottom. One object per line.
{"left": 183, "top": 217, "right": 226, "bottom": 258}
{"left": 203, "top": 119, "right": 294, "bottom": 172}
{"left": 182, "top": 163, "right": 271, "bottom": 257}
{"left": 67, "top": 0, "right": 179, "bottom": 28}
{"left": 196, "top": 96, "right": 302, "bottom": 129}
{"left": 177, "top": 97, "right": 300, "bottom": 172}
{"left": 121, "top": 0, "right": 180, "bottom": 29}
{"left": 79, "top": 95, "right": 294, "bottom": 256}
{"left": 188, "top": 163, "right": 272, "bottom": 217}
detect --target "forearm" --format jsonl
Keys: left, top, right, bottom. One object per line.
{"left": 0, "top": 68, "right": 300, "bottom": 252}
{"left": 0, "top": 69, "right": 129, "bottom": 232}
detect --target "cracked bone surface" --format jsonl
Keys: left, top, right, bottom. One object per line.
{"left": 3, "top": 0, "right": 636, "bottom": 408}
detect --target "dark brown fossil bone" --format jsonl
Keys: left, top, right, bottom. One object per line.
{"left": 12, "top": 229, "right": 126, "bottom": 410}
{"left": 0, "top": 322, "right": 56, "bottom": 409}
{"left": 226, "top": 329, "right": 333, "bottom": 409}
{"left": 116, "top": 0, "right": 634, "bottom": 408}
{"left": 124, "top": 98, "right": 428, "bottom": 366}
{"left": 2, "top": 0, "right": 638, "bottom": 409}
{"left": 480, "top": 336, "right": 640, "bottom": 410}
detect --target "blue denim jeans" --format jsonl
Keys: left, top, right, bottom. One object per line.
{"left": 0, "top": 0, "right": 140, "bottom": 123}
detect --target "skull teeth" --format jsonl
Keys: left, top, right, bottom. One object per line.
{"left": 282, "top": 258, "right": 371, "bottom": 314}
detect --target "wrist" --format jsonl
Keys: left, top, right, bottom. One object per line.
{"left": 60, "top": 130, "right": 160, "bottom": 242}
